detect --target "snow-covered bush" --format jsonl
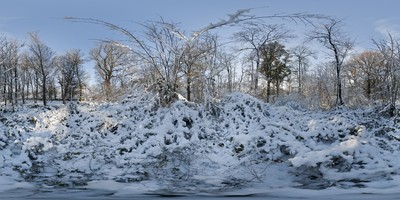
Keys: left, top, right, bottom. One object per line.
{"left": 0, "top": 92, "right": 399, "bottom": 190}
{"left": 288, "top": 108, "right": 400, "bottom": 188}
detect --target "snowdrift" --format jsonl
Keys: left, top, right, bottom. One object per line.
{"left": 0, "top": 92, "right": 399, "bottom": 191}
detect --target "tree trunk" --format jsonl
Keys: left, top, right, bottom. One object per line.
{"left": 21, "top": 73, "right": 25, "bottom": 104}
{"left": 298, "top": 59, "right": 302, "bottom": 96}
{"left": 14, "top": 65, "right": 18, "bottom": 106}
{"left": 391, "top": 75, "right": 397, "bottom": 108}
{"left": 69, "top": 84, "right": 73, "bottom": 101}
{"left": 275, "top": 81, "right": 280, "bottom": 98}
{"left": 62, "top": 88, "right": 66, "bottom": 104}
{"left": 9, "top": 75, "right": 14, "bottom": 112}
{"left": 336, "top": 64, "right": 343, "bottom": 105}
{"left": 186, "top": 76, "right": 191, "bottom": 102}
{"left": 227, "top": 66, "right": 233, "bottom": 93}
{"left": 266, "top": 80, "right": 271, "bottom": 103}
{"left": 105, "top": 78, "right": 111, "bottom": 101}
{"left": 76, "top": 65, "right": 83, "bottom": 101}
{"left": 42, "top": 75, "right": 47, "bottom": 106}
{"left": 329, "top": 34, "right": 344, "bottom": 106}
{"left": 26, "top": 73, "right": 30, "bottom": 101}
{"left": 366, "top": 77, "right": 371, "bottom": 99}
{"left": 254, "top": 56, "right": 260, "bottom": 94}
{"left": 3, "top": 74, "right": 7, "bottom": 106}
{"left": 34, "top": 71, "right": 39, "bottom": 103}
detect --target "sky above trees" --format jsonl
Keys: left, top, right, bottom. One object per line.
{"left": 1, "top": 0, "right": 399, "bottom": 83}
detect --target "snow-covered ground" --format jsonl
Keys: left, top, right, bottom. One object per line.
{"left": 1, "top": 92, "right": 400, "bottom": 198}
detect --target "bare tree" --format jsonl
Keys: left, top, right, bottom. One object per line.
{"left": 217, "top": 51, "right": 236, "bottom": 93}
{"left": 20, "top": 53, "right": 39, "bottom": 102}
{"left": 27, "top": 32, "right": 56, "bottom": 106}
{"left": 373, "top": 33, "right": 400, "bottom": 115}
{"left": 180, "top": 34, "right": 214, "bottom": 101}
{"left": 66, "top": 9, "right": 327, "bottom": 105}
{"left": 57, "top": 49, "right": 85, "bottom": 103}
{"left": 90, "top": 42, "right": 129, "bottom": 101}
{"left": 290, "top": 45, "right": 315, "bottom": 97}
{"left": 73, "top": 49, "right": 85, "bottom": 101}
{"left": 345, "top": 51, "right": 385, "bottom": 102}
{"left": 312, "top": 62, "right": 336, "bottom": 108}
{"left": 19, "top": 53, "right": 31, "bottom": 104}
{"left": 0, "top": 36, "right": 22, "bottom": 111}
{"left": 142, "top": 20, "right": 184, "bottom": 104}
{"left": 197, "top": 34, "right": 223, "bottom": 105}
{"left": 309, "top": 19, "right": 354, "bottom": 106}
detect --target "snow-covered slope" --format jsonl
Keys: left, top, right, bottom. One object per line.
{"left": 0, "top": 92, "right": 399, "bottom": 193}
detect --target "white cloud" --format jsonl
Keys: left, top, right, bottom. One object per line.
{"left": 374, "top": 19, "right": 400, "bottom": 38}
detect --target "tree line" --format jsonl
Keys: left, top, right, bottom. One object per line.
{"left": 1, "top": 11, "right": 400, "bottom": 114}
{"left": 0, "top": 32, "right": 87, "bottom": 112}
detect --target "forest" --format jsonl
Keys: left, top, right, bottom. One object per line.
{"left": 0, "top": 10, "right": 398, "bottom": 113}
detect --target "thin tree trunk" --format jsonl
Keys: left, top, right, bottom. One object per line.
{"left": 186, "top": 76, "right": 191, "bottom": 102}
{"left": 266, "top": 80, "right": 271, "bottom": 103}
{"left": 76, "top": 65, "right": 83, "bottom": 101}
{"left": 34, "top": 71, "right": 39, "bottom": 103}
{"left": 26, "top": 73, "right": 30, "bottom": 101}
{"left": 336, "top": 65, "right": 343, "bottom": 105}
{"left": 298, "top": 59, "right": 302, "bottom": 96}
{"left": 3, "top": 73, "right": 7, "bottom": 106}
{"left": 329, "top": 34, "right": 344, "bottom": 106}
{"left": 9, "top": 76, "right": 14, "bottom": 112}
{"left": 42, "top": 74, "right": 47, "bottom": 106}
{"left": 21, "top": 73, "right": 25, "bottom": 104}
{"left": 105, "top": 78, "right": 111, "bottom": 101}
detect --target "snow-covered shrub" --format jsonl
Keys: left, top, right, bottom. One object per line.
{"left": 288, "top": 107, "right": 400, "bottom": 188}
{"left": 0, "top": 127, "right": 6, "bottom": 149}
{"left": 1, "top": 91, "right": 400, "bottom": 191}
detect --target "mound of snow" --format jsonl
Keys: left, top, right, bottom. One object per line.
{"left": 0, "top": 92, "right": 399, "bottom": 192}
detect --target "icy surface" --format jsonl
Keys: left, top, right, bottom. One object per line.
{"left": 0, "top": 92, "right": 400, "bottom": 198}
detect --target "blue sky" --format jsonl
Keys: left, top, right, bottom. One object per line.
{"left": 1, "top": 0, "right": 400, "bottom": 81}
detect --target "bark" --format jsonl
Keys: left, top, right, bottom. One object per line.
{"left": 186, "top": 76, "right": 191, "bottom": 102}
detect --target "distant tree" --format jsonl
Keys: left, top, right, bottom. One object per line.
{"left": 181, "top": 33, "right": 212, "bottom": 102}
{"left": 345, "top": 51, "right": 385, "bottom": 102}
{"left": 19, "top": 53, "right": 31, "bottom": 104}
{"left": 312, "top": 62, "right": 336, "bottom": 108}
{"left": 58, "top": 49, "right": 86, "bottom": 103}
{"left": 27, "top": 32, "right": 56, "bottom": 106}
{"left": 0, "top": 36, "right": 21, "bottom": 111}
{"left": 47, "top": 76, "right": 57, "bottom": 101}
{"left": 195, "top": 34, "right": 224, "bottom": 104}
{"left": 0, "top": 36, "right": 6, "bottom": 105}
{"left": 309, "top": 19, "right": 354, "bottom": 106}
{"left": 259, "top": 41, "right": 291, "bottom": 102}
{"left": 90, "top": 42, "right": 129, "bottom": 101}
{"left": 217, "top": 51, "right": 236, "bottom": 94}
{"left": 290, "top": 45, "right": 315, "bottom": 97}
{"left": 373, "top": 33, "right": 400, "bottom": 115}
{"left": 20, "top": 52, "right": 40, "bottom": 102}
{"left": 234, "top": 22, "right": 290, "bottom": 96}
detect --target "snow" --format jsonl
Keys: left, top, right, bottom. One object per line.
{"left": 0, "top": 92, "right": 400, "bottom": 198}
{"left": 0, "top": 175, "right": 33, "bottom": 193}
